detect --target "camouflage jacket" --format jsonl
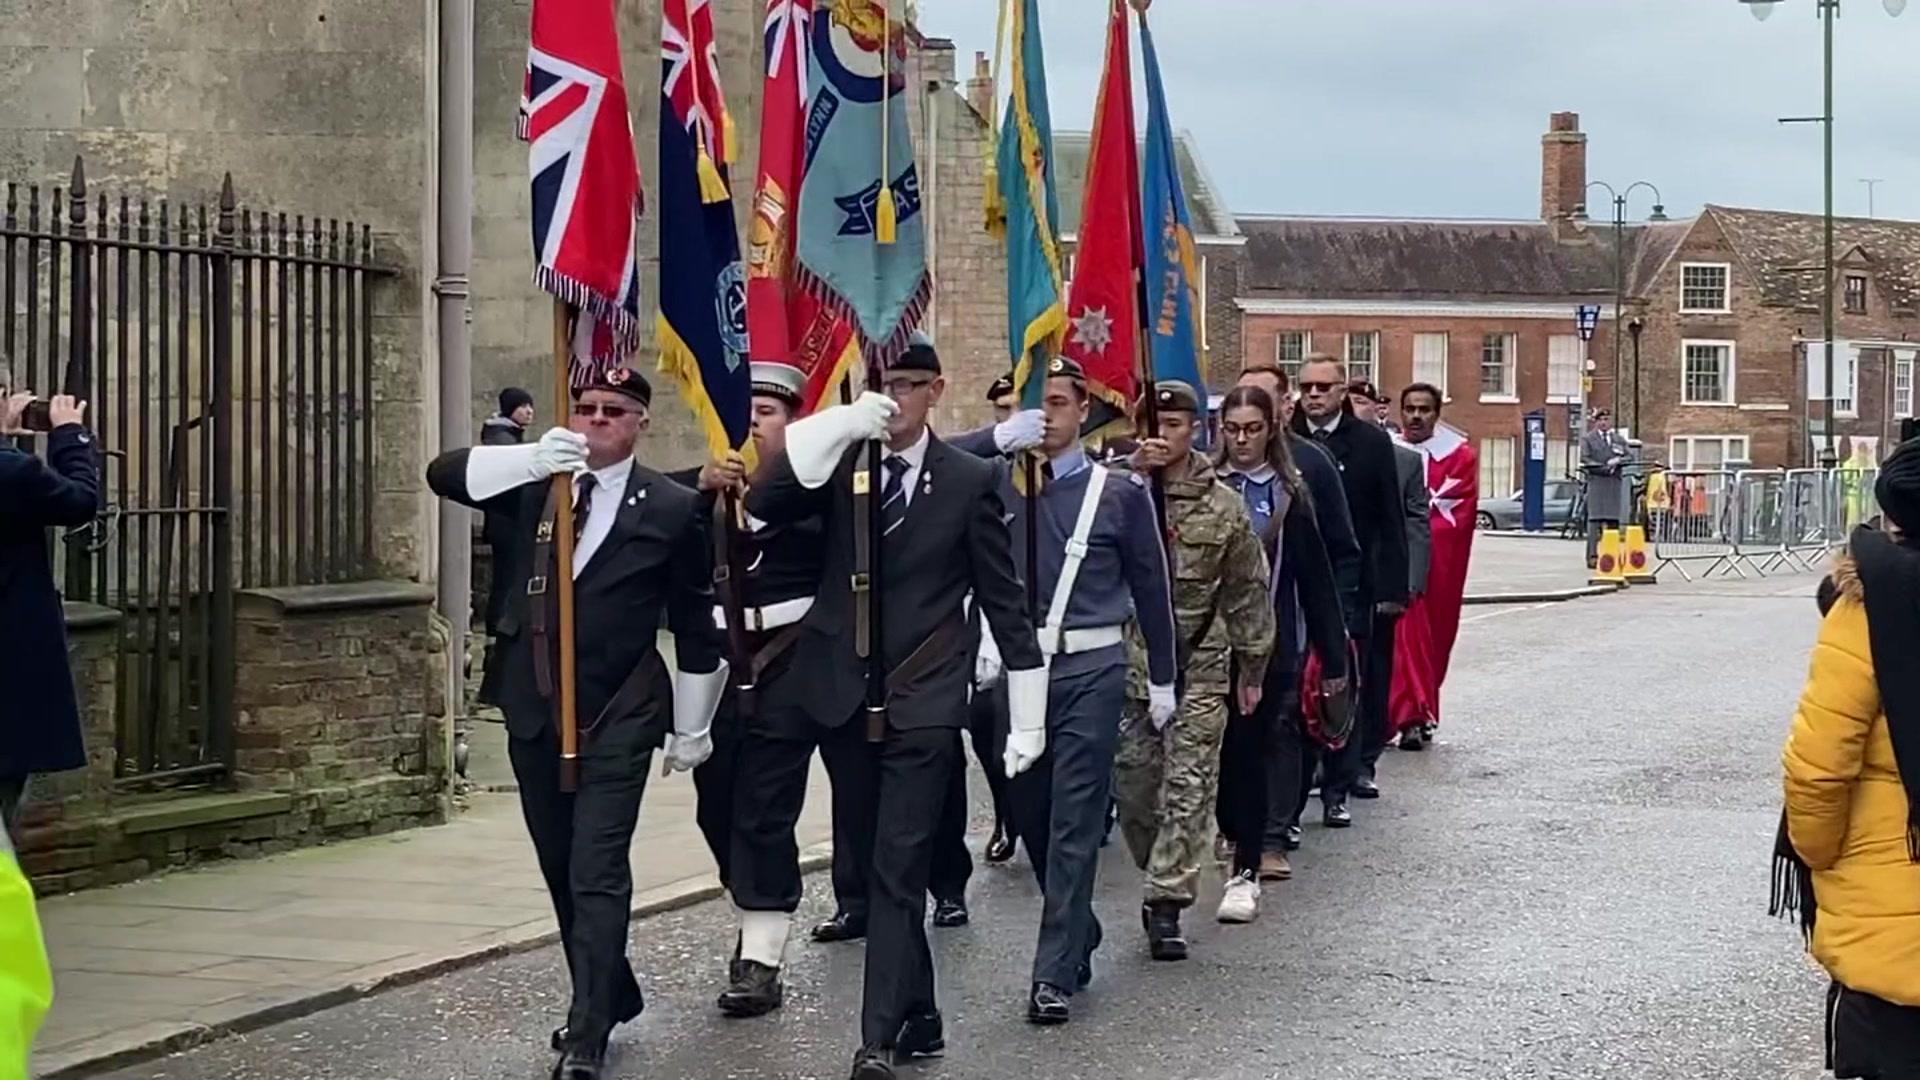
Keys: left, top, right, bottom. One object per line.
{"left": 1128, "top": 450, "right": 1275, "bottom": 697}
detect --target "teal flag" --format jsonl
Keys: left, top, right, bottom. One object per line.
{"left": 992, "top": 0, "right": 1065, "bottom": 409}
{"left": 1139, "top": 14, "right": 1206, "bottom": 414}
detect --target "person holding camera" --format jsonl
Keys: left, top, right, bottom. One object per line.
{"left": 0, "top": 382, "right": 98, "bottom": 830}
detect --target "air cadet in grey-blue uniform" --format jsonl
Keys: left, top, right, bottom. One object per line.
{"left": 953, "top": 356, "right": 1177, "bottom": 1025}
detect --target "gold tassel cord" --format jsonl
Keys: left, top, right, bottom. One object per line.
{"left": 697, "top": 145, "right": 731, "bottom": 204}
{"left": 876, "top": 0, "right": 898, "bottom": 244}
{"left": 983, "top": 0, "right": 1010, "bottom": 232}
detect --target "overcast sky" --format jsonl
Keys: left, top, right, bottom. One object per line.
{"left": 918, "top": 0, "right": 1920, "bottom": 223}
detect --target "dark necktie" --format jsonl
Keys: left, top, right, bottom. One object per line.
{"left": 1312, "top": 427, "right": 1330, "bottom": 442}
{"left": 880, "top": 454, "right": 910, "bottom": 537}
{"left": 572, "top": 472, "right": 596, "bottom": 546}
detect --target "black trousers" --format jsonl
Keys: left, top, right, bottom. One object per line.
{"left": 861, "top": 725, "right": 961, "bottom": 1047}
{"left": 1219, "top": 691, "right": 1281, "bottom": 875}
{"left": 928, "top": 743, "right": 974, "bottom": 904}
{"left": 1005, "top": 663, "right": 1126, "bottom": 989}
{"left": 730, "top": 716, "right": 872, "bottom": 916}
{"left": 1829, "top": 981, "right": 1920, "bottom": 1079}
{"left": 1312, "top": 630, "right": 1369, "bottom": 803}
{"left": 692, "top": 698, "right": 743, "bottom": 889}
{"left": 969, "top": 681, "right": 1016, "bottom": 838}
{"left": 1358, "top": 611, "right": 1400, "bottom": 778}
{"left": 508, "top": 721, "right": 650, "bottom": 1051}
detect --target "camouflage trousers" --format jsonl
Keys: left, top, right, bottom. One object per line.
{"left": 1112, "top": 692, "right": 1229, "bottom": 908}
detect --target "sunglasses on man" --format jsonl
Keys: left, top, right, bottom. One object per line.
{"left": 1297, "top": 381, "right": 1341, "bottom": 394}
{"left": 572, "top": 402, "right": 637, "bottom": 419}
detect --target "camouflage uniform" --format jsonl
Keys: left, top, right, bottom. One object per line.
{"left": 1114, "top": 449, "right": 1274, "bottom": 907}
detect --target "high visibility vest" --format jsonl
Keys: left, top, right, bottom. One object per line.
{"left": 0, "top": 829, "right": 50, "bottom": 1080}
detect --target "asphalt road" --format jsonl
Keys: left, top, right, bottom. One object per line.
{"left": 96, "top": 576, "right": 1834, "bottom": 1080}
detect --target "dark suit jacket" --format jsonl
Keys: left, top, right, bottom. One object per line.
{"left": 1289, "top": 433, "right": 1364, "bottom": 633}
{"left": 0, "top": 425, "right": 99, "bottom": 778}
{"left": 746, "top": 433, "right": 1043, "bottom": 732}
{"left": 478, "top": 417, "right": 526, "bottom": 632}
{"left": 427, "top": 450, "right": 720, "bottom": 745}
{"left": 1292, "top": 407, "right": 1411, "bottom": 612}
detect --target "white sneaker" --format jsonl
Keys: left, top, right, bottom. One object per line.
{"left": 1216, "top": 870, "right": 1261, "bottom": 924}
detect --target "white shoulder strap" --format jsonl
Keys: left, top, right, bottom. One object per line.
{"left": 1041, "top": 464, "right": 1110, "bottom": 650}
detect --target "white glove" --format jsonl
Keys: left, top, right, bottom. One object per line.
{"left": 1002, "top": 665, "right": 1049, "bottom": 776}
{"left": 463, "top": 427, "right": 588, "bottom": 500}
{"left": 1148, "top": 683, "right": 1177, "bottom": 731}
{"left": 782, "top": 392, "right": 900, "bottom": 487}
{"left": 993, "top": 409, "right": 1046, "bottom": 454}
{"left": 662, "top": 660, "right": 730, "bottom": 775}
{"left": 974, "top": 616, "right": 1005, "bottom": 689}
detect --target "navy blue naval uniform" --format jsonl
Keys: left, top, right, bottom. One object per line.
{"left": 951, "top": 431, "right": 1178, "bottom": 992}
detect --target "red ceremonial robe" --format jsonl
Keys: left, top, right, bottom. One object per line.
{"left": 1389, "top": 424, "right": 1478, "bottom": 733}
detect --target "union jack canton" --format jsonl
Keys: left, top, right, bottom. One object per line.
{"left": 518, "top": 0, "right": 642, "bottom": 372}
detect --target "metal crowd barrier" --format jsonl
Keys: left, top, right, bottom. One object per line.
{"left": 1648, "top": 466, "right": 1882, "bottom": 582}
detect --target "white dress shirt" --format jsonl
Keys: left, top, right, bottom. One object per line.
{"left": 571, "top": 456, "right": 634, "bottom": 577}
{"left": 1310, "top": 412, "right": 1343, "bottom": 439}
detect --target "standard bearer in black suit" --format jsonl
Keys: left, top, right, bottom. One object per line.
{"left": 425, "top": 366, "right": 728, "bottom": 1080}
{"left": 744, "top": 341, "right": 1046, "bottom": 1080}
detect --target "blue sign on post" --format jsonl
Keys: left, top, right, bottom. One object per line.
{"left": 1522, "top": 409, "right": 1548, "bottom": 532}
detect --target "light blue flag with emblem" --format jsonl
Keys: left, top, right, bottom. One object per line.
{"left": 794, "top": 4, "right": 930, "bottom": 363}
{"left": 991, "top": 0, "right": 1066, "bottom": 410}
{"left": 1139, "top": 11, "right": 1206, "bottom": 415}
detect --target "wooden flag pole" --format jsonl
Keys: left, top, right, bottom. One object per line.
{"left": 550, "top": 299, "right": 581, "bottom": 793}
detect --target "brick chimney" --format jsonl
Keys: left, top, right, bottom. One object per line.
{"left": 965, "top": 51, "right": 994, "bottom": 121}
{"left": 1540, "top": 111, "right": 1587, "bottom": 223}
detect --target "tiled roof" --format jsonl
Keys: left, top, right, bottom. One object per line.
{"left": 1050, "top": 129, "right": 1236, "bottom": 239}
{"left": 1232, "top": 215, "right": 1691, "bottom": 304}
{"left": 1704, "top": 205, "right": 1920, "bottom": 312}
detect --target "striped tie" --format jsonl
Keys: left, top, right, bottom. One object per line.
{"left": 880, "top": 454, "right": 910, "bottom": 537}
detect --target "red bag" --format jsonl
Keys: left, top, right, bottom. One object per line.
{"left": 1299, "top": 642, "right": 1358, "bottom": 750}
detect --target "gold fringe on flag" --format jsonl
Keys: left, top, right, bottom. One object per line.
{"left": 697, "top": 145, "right": 730, "bottom": 204}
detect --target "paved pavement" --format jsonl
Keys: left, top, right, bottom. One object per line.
{"left": 1463, "top": 533, "right": 1601, "bottom": 599}
{"left": 30, "top": 739, "right": 835, "bottom": 1077}
{"left": 83, "top": 570, "right": 1836, "bottom": 1079}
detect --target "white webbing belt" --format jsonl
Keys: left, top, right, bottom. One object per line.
{"left": 1039, "top": 464, "right": 1110, "bottom": 657}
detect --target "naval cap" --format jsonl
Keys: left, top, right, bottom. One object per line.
{"left": 750, "top": 361, "right": 806, "bottom": 407}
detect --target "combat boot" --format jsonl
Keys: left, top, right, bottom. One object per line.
{"left": 716, "top": 960, "right": 784, "bottom": 1018}
{"left": 1143, "top": 900, "right": 1188, "bottom": 961}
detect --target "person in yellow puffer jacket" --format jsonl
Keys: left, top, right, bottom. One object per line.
{"left": 0, "top": 825, "right": 51, "bottom": 1080}
{"left": 1781, "top": 441, "right": 1920, "bottom": 1079}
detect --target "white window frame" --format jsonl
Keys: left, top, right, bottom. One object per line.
{"left": 1477, "top": 436, "right": 1516, "bottom": 501}
{"left": 1546, "top": 334, "right": 1583, "bottom": 404}
{"left": 1274, "top": 330, "right": 1311, "bottom": 380}
{"left": 1835, "top": 346, "right": 1860, "bottom": 419}
{"left": 1667, "top": 434, "right": 1751, "bottom": 471}
{"left": 1412, "top": 332, "right": 1449, "bottom": 400}
{"left": 1680, "top": 338, "right": 1737, "bottom": 406}
{"left": 1344, "top": 330, "right": 1379, "bottom": 385}
{"left": 1679, "top": 262, "right": 1732, "bottom": 314}
{"left": 1479, "top": 332, "right": 1518, "bottom": 403}
{"left": 1896, "top": 351, "right": 1915, "bottom": 420}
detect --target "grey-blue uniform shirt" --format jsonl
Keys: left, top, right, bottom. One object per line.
{"left": 952, "top": 433, "right": 1178, "bottom": 685}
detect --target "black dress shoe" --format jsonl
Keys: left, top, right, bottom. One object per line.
{"left": 849, "top": 1044, "right": 896, "bottom": 1080}
{"left": 1282, "top": 824, "right": 1303, "bottom": 851}
{"left": 551, "top": 1045, "right": 605, "bottom": 1080}
{"left": 1028, "top": 982, "right": 1072, "bottom": 1025}
{"left": 1144, "top": 901, "right": 1188, "bottom": 961}
{"left": 717, "top": 959, "right": 785, "bottom": 1018}
{"left": 1352, "top": 775, "right": 1381, "bottom": 800}
{"left": 812, "top": 911, "right": 868, "bottom": 943}
{"left": 931, "top": 896, "right": 969, "bottom": 928}
{"left": 985, "top": 822, "right": 1016, "bottom": 864}
{"left": 550, "top": 995, "right": 642, "bottom": 1053}
{"left": 1324, "top": 801, "right": 1353, "bottom": 828}
{"left": 895, "top": 1010, "right": 945, "bottom": 1058}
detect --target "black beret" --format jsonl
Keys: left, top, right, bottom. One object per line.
{"left": 1045, "top": 355, "right": 1086, "bottom": 383}
{"left": 1154, "top": 380, "right": 1201, "bottom": 414}
{"left": 573, "top": 364, "right": 652, "bottom": 408}
{"left": 1347, "top": 378, "right": 1386, "bottom": 404}
{"left": 986, "top": 373, "right": 1016, "bottom": 401}
{"left": 888, "top": 340, "right": 941, "bottom": 376}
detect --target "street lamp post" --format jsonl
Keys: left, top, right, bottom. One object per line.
{"left": 1573, "top": 182, "right": 1666, "bottom": 440}
{"left": 1742, "top": 0, "right": 1906, "bottom": 466}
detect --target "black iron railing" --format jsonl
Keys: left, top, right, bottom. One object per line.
{"left": 1, "top": 158, "right": 394, "bottom": 785}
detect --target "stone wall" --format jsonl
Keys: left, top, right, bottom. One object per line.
{"left": 0, "top": 0, "right": 434, "bottom": 579}
{"left": 13, "top": 585, "right": 450, "bottom": 895}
